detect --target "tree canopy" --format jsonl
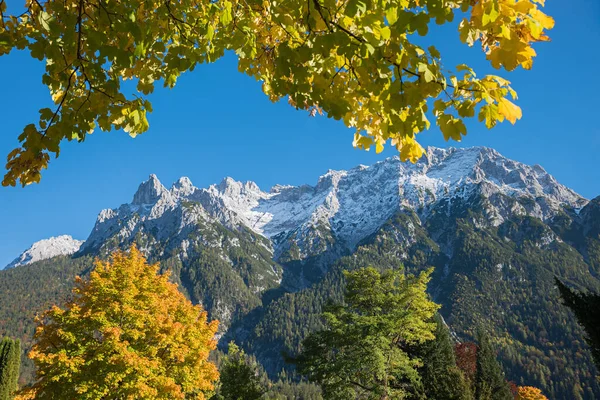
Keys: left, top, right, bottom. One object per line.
{"left": 0, "top": 337, "right": 21, "bottom": 400}
{"left": 0, "top": 0, "right": 553, "bottom": 186}
{"left": 16, "top": 246, "right": 219, "bottom": 400}
{"left": 474, "top": 329, "right": 512, "bottom": 400}
{"left": 214, "top": 342, "right": 265, "bottom": 400}
{"left": 515, "top": 386, "right": 548, "bottom": 400}
{"left": 555, "top": 278, "right": 600, "bottom": 374}
{"left": 419, "top": 315, "right": 471, "bottom": 400}
{"left": 293, "top": 266, "right": 439, "bottom": 399}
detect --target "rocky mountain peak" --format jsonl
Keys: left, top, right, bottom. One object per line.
{"left": 132, "top": 174, "right": 168, "bottom": 205}
{"left": 578, "top": 195, "right": 600, "bottom": 236}
{"left": 216, "top": 177, "right": 263, "bottom": 196}
{"left": 64, "top": 147, "right": 592, "bottom": 260}
{"left": 315, "top": 169, "right": 347, "bottom": 192}
{"left": 5, "top": 235, "right": 84, "bottom": 269}
{"left": 172, "top": 177, "right": 195, "bottom": 197}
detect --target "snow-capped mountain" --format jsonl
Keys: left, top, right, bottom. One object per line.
{"left": 3, "top": 146, "right": 599, "bottom": 399}
{"left": 5, "top": 235, "right": 84, "bottom": 269}
{"left": 6, "top": 146, "right": 588, "bottom": 270}
{"left": 81, "top": 146, "right": 587, "bottom": 260}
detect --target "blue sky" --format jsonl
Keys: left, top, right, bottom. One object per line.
{"left": 0, "top": 0, "right": 599, "bottom": 267}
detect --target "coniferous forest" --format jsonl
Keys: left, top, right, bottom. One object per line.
{"left": 1, "top": 193, "right": 599, "bottom": 399}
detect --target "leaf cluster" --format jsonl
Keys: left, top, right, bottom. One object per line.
{"left": 0, "top": 0, "right": 554, "bottom": 185}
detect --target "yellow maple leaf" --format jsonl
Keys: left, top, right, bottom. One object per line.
{"left": 498, "top": 98, "right": 522, "bottom": 124}
{"left": 399, "top": 137, "right": 425, "bottom": 163}
{"left": 530, "top": 8, "right": 555, "bottom": 30}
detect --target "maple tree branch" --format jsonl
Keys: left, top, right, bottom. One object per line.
{"left": 96, "top": 0, "right": 117, "bottom": 28}
{"left": 399, "top": 65, "right": 482, "bottom": 92}
{"left": 0, "top": 0, "right": 5, "bottom": 28}
{"left": 305, "top": 0, "right": 312, "bottom": 32}
{"left": 330, "top": 63, "right": 348, "bottom": 87}
{"left": 164, "top": 1, "right": 197, "bottom": 46}
{"left": 332, "top": 22, "right": 366, "bottom": 43}
{"left": 41, "top": 66, "right": 79, "bottom": 139}
{"left": 31, "top": 0, "right": 43, "bottom": 11}
{"left": 348, "top": 379, "right": 377, "bottom": 393}
{"left": 75, "top": 86, "right": 93, "bottom": 115}
{"left": 312, "top": 0, "right": 333, "bottom": 32}
{"left": 348, "top": 59, "right": 362, "bottom": 87}
{"left": 77, "top": 0, "right": 84, "bottom": 60}
{"left": 402, "top": 68, "right": 420, "bottom": 79}
{"left": 396, "top": 66, "right": 405, "bottom": 95}
{"left": 164, "top": 0, "right": 187, "bottom": 25}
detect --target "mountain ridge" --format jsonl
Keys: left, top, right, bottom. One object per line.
{"left": 83, "top": 146, "right": 588, "bottom": 258}
{"left": 6, "top": 146, "right": 589, "bottom": 269}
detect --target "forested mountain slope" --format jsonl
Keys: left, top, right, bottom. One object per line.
{"left": 1, "top": 147, "right": 598, "bottom": 399}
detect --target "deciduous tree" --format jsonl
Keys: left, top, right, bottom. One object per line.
{"left": 16, "top": 246, "right": 219, "bottom": 400}
{"left": 455, "top": 342, "right": 478, "bottom": 384}
{"left": 293, "top": 266, "right": 439, "bottom": 399}
{"left": 514, "top": 386, "right": 547, "bottom": 400}
{"left": 0, "top": 0, "right": 554, "bottom": 186}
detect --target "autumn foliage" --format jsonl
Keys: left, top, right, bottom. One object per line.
{"left": 17, "top": 246, "right": 219, "bottom": 399}
{"left": 455, "top": 342, "right": 478, "bottom": 382}
{"left": 514, "top": 386, "right": 548, "bottom": 400}
{"left": 0, "top": 0, "right": 554, "bottom": 186}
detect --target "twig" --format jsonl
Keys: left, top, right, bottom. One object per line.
{"left": 312, "top": 0, "right": 332, "bottom": 32}
{"left": 332, "top": 22, "right": 365, "bottom": 43}
{"left": 41, "top": 66, "right": 80, "bottom": 139}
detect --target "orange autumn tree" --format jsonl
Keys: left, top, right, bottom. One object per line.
{"left": 17, "top": 246, "right": 219, "bottom": 400}
{"left": 515, "top": 386, "right": 548, "bottom": 400}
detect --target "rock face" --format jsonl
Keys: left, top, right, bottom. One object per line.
{"left": 80, "top": 146, "right": 587, "bottom": 261}
{"left": 131, "top": 174, "right": 169, "bottom": 205}
{"left": 5, "top": 235, "right": 84, "bottom": 269}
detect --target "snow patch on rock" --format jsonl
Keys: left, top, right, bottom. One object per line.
{"left": 5, "top": 235, "right": 84, "bottom": 269}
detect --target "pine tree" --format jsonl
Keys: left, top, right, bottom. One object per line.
{"left": 217, "top": 342, "right": 264, "bottom": 400}
{"left": 474, "top": 330, "right": 512, "bottom": 400}
{"left": 420, "top": 316, "right": 472, "bottom": 400}
{"left": 0, "top": 337, "right": 21, "bottom": 400}
{"left": 555, "top": 278, "right": 600, "bottom": 373}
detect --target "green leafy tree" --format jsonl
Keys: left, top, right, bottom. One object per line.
{"left": 474, "top": 330, "right": 512, "bottom": 400}
{"left": 216, "top": 342, "right": 265, "bottom": 400}
{"left": 555, "top": 278, "right": 600, "bottom": 373}
{"left": 0, "top": 337, "right": 21, "bottom": 400}
{"left": 0, "top": 0, "right": 554, "bottom": 186}
{"left": 419, "top": 315, "right": 472, "bottom": 400}
{"left": 293, "top": 266, "right": 439, "bottom": 399}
